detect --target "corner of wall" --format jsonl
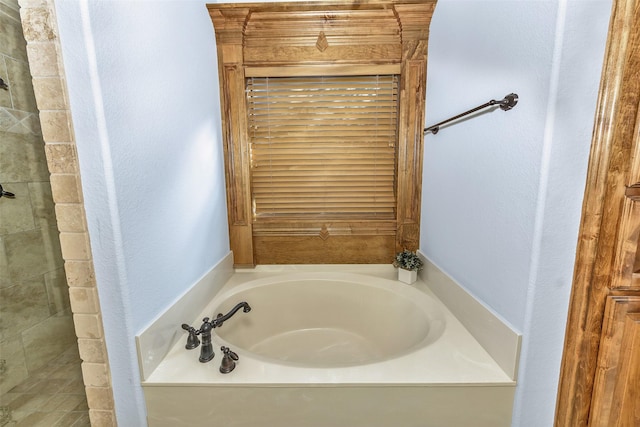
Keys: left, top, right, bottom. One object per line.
{"left": 417, "top": 251, "right": 522, "bottom": 380}
{"left": 136, "top": 251, "right": 234, "bottom": 381}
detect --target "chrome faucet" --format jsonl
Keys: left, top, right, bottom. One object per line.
{"left": 181, "top": 302, "right": 251, "bottom": 363}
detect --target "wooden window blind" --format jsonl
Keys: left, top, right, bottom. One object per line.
{"left": 247, "top": 75, "right": 399, "bottom": 220}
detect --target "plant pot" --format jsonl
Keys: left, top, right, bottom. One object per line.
{"left": 397, "top": 268, "right": 417, "bottom": 284}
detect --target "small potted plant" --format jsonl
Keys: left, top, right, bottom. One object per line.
{"left": 393, "top": 250, "right": 423, "bottom": 284}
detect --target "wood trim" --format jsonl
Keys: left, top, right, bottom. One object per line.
{"left": 555, "top": 0, "right": 640, "bottom": 424}
{"left": 588, "top": 296, "right": 640, "bottom": 425}
{"left": 208, "top": 1, "right": 436, "bottom": 266}
{"left": 245, "top": 64, "right": 401, "bottom": 77}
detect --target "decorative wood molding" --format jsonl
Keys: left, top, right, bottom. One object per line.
{"left": 555, "top": 0, "right": 640, "bottom": 424}
{"left": 208, "top": 1, "right": 436, "bottom": 266}
{"left": 625, "top": 182, "right": 640, "bottom": 201}
{"left": 588, "top": 296, "right": 640, "bottom": 426}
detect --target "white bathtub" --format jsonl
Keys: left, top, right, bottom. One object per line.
{"left": 212, "top": 273, "right": 445, "bottom": 367}
{"left": 141, "top": 266, "right": 517, "bottom": 427}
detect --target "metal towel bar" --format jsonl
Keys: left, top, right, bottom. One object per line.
{"left": 424, "top": 93, "right": 518, "bottom": 135}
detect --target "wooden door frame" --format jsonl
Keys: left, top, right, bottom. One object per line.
{"left": 555, "top": 0, "right": 640, "bottom": 424}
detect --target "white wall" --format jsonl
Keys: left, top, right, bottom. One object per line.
{"left": 54, "top": 0, "right": 611, "bottom": 425}
{"left": 423, "top": 0, "right": 611, "bottom": 425}
{"left": 55, "top": 1, "right": 230, "bottom": 424}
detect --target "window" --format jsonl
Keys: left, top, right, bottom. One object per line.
{"left": 247, "top": 75, "right": 398, "bottom": 220}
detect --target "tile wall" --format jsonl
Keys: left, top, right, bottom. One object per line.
{"left": 17, "top": 0, "right": 117, "bottom": 423}
{"left": 2, "top": 0, "right": 117, "bottom": 425}
{"left": 0, "top": 0, "right": 76, "bottom": 397}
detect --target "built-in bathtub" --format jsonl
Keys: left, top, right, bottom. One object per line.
{"left": 138, "top": 256, "right": 519, "bottom": 427}
{"left": 212, "top": 273, "right": 446, "bottom": 368}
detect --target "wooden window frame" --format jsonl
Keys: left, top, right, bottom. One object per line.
{"left": 247, "top": 74, "right": 399, "bottom": 220}
{"left": 208, "top": 0, "right": 436, "bottom": 267}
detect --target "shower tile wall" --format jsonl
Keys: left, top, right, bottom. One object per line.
{"left": 0, "top": 0, "right": 76, "bottom": 396}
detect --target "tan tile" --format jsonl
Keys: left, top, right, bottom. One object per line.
{"left": 0, "top": 132, "right": 49, "bottom": 183}
{"left": 0, "top": 106, "right": 17, "bottom": 128}
{"left": 80, "top": 362, "right": 109, "bottom": 387}
{"left": 40, "top": 393, "right": 86, "bottom": 412}
{"left": 32, "top": 76, "right": 65, "bottom": 110}
{"left": 0, "top": 276, "right": 50, "bottom": 341}
{"left": 13, "top": 411, "right": 46, "bottom": 426}
{"left": 84, "top": 386, "right": 114, "bottom": 410}
{"left": 48, "top": 360, "right": 81, "bottom": 379}
{"left": 69, "top": 287, "right": 99, "bottom": 314}
{"left": 69, "top": 411, "right": 91, "bottom": 427}
{"left": 30, "top": 360, "right": 57, "bottom": 378}
{"left": 88, "top": 409, "right": 116, "bottom": 427}
{"left": 44, "top": 143, "right": 78, "bottom": 174}
{"left": 40, "top": 225, "right": 64, "bottom": 268}
{"left": 58, "top": 376, "right": 86, "bottom": 395}
{"left": 39, "top": 110, "right": 71, "bottom": 142}
{"left": 64, "top": 261, "right": 96, "bottom": 288}
{"left": 53, "top": 411, "right": 87, "bottom": 427}
{"left": 54, "top": 345, "right": 81, "bottom": 364}
{"left": 77, "top": 338, "right": 107, "bottom": 363}
{"left": 0, "top": 1, "right": 20, "bottom": 20}
{"left": 26, "top": 42, "right": 59, "bottom": 77}
{"left": 54, "top": 203, "right": 85, "bottom": 232}
{"left": 0, "top": 237, "right": 9, "bottom": 288}
{"left": 0, "top": 390, "right": 21, "bottom": 407}
{"left": 18, "top": 0, "right": 49, "bottom": 8}
{"left": 73, "top": 399, "right": 89, "bottom": 412}
{"left": 0, "top": 12, "right": 28, "bottom": 62}
{"left": 38, "top": 378, "right": 73, "bottom": 395}
{"left": 19, "top": 6, "right": 55, "bottom": 43}
{"left": 3, "top": 230, "right": 54, "bottom": 282}
{"left": 7, "top": 374, "right": 40, "bottom": 394}
{"left": 22, "top": 313, "right": 76, "bottom": 372}
{"left": 72, "top": 314, "right": 103, "bottom": 339}
{"left": 2, "top": 229, "right": 59, "bottom": 282}
{"left": 28, "top": 181, "right": 57, "bottom": 229}
{"left": 4, "top": 57, "right": 37, "bottom": 113}
{"left": 0, "top": 60, "right": 13, "bottom": 109}
{"left": 15, "top": 410, "right": 66, "bottom": 427}
{"left": 5, "top": 392, "right": 51, "bottom": 414}
{"left": 26, "top": 112, "right": 42, "bottom": 135}
{"left": 59, "top": 232, "right": 91, "bottom": 260}
{"left": 44, "top": 267, "right": 70, "bottom": 314}
{"left": 0, "top": 335, "right": 29, "bottom": 395}
{"left": 50, "top": 174, "right": 82, "bottom": 203}
{"left": 0, "top": 183, "right": 35, "bottom": 235}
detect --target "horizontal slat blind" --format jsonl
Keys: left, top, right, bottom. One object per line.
{"left": 247, "top": 75, "right": 398, "bottom": 219}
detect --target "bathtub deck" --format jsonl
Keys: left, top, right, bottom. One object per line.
{"left": 145, "top": 266, "right": 513, "bottom": 387}
{"left": 141, "top": 265, "right": 516, "bottom": 427}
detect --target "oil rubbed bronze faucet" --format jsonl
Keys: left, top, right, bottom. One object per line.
{"left": 181, "top": 302, "right": 251, "bottom": 363}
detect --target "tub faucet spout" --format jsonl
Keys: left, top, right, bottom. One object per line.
{"left": 181, "top": 301, "right": 251, "bottom": 363}
{"left": 213, "top": 302, "right": 252, "bottom": 328}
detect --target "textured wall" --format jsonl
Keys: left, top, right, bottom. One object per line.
{"left": 423, "top": 1, "right": 611, "bottom": 425}
{"left": 53, "top": 0, "right": 230, "bottom": 424}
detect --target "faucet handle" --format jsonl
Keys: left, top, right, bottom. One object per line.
{"left": 226, "top": 347, "right": 238, "bottom": 361}
{"left": 219, "top": 346, "right": 238, "bottom": 374}
{"left": 181, "top": 324, "right": 200, "bottom": 350}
